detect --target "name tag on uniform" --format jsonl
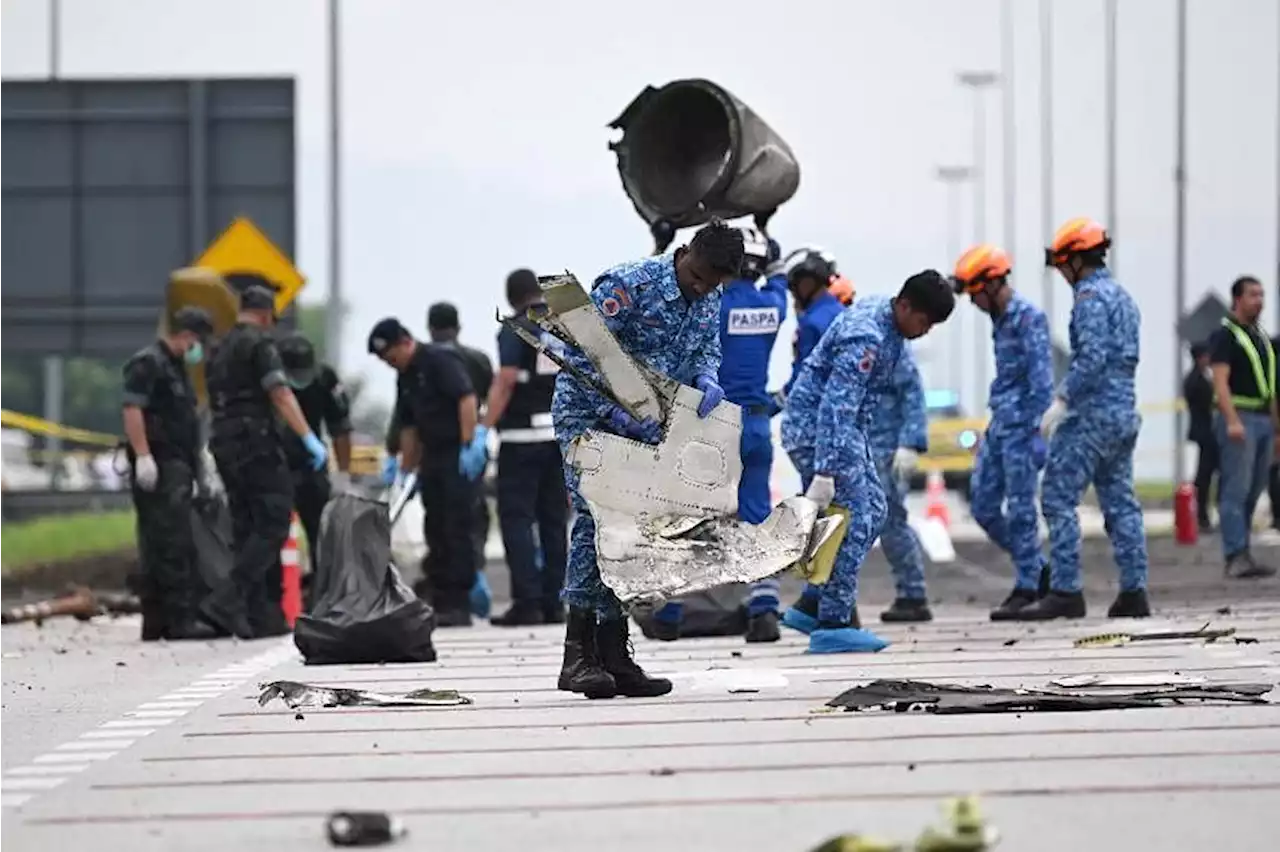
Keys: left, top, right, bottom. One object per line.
{"left": 727, "top": 307, "right": 780, "bottom": 335}
{"left": 536, "top": 331, "right": 564, "bottom": 376}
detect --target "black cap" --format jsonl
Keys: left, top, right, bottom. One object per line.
{"left": 427, "top": 302, "right": 459, "bottom": 331}
{"left": 506, "top": 269, "right": 541, "bottom": 306}
{"left": 278, "top": 332, "right": 317, "bottom": 369}
{"left": 240, "top": 284, "right": 276, "bottom": 312}
{"left": 368, "top": 317, "right": 411, "bottom": 354}
{"left": 171, "top": 306, "right": 214, "bottom": 338}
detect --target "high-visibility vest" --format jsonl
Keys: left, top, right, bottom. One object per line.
{"left": 1219, "top": 318, "right": 1277, "bottom": 411}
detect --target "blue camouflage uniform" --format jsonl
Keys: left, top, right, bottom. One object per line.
{"left": 552, "top": 256, "right": 721, "bottom": 619}
{"left": 1041, "top": 269, "right": 1148, "bottom": 592}
{"left": 869, "top": 344, "right": 929, "bottom": 601}
{"left": 781, "top": 296, "right": 904, "bottom": 624}
{"left": 717, "top": 271, "right": 789, "bottom": 616}
{"left": 970, "top": 293, "right": 1055, "bottom": 590}
{"left": 784, "top": 289, "right": 844, "bottom": 396}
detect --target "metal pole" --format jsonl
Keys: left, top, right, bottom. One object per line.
{"left": 937, "top": 165, "right": 974, "bottom": 408}
{"left": 1002, "top": 0, "right": 1017, "bottom": 281}
{"left": 1105, "top": 0, "right": 1119, "bottom": 272}
{"left": 1275, "top": 1, "right": 1280, "bottom": 333}
{"left": 1040, "top": 0, "right": 1056, "bottom": 339}
{"left": 1173, "top": 0, "right": 1188, "bottom": 485}
{"left": 326, "top": 0, "right": 343, "bottom": 368}
{"left": 48, "top": 0, "right": 59, "bottom": 79}
{"left": 43, "top": 357, "right": 64, "bottom": 488}
{"left": 972, "top": 89, "right": 988, "bottom": 412}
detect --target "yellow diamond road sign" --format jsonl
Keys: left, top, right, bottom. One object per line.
{"left": 193, "top": 217, "right": 306, "bottom": 313}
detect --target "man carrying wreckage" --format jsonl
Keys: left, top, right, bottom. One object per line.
{"left": 950, "top": 244, "right": 1055, "bottom": 620}
{"left": 553, "top": 219, "right": 746, "bottom": 700}
{"left": 780, "top": 270, "right": 956, "bottom": 653}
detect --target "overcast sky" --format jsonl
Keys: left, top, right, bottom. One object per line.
{"left": 4, "top": 0, "right": 1278, "bottom": 477}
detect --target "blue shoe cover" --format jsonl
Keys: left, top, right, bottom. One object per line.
{"left": 781, "top": 606, "right": 819, "bottom": 635}
{"left": 470, "top": 572, "right": 493, "bottom": 619}
{"left": 808, "top": 626, "right": 890, "bottom": 654}
{"left": 654, "top": 601, "right": 683, "bottom": 625}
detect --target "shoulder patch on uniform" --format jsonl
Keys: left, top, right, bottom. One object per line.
{"left": 611, "top": 286, "right": 632, "bottom": 307}
{"left": 858, "top": 345, "right": 878, "bottom": 373}
{"left": 600, "top": 297, "right": 621, "bottom": 317}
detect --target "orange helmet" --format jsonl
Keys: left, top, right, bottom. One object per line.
{"left": 828, "top": 275, "right": 855, "bottom": 305}
{"left": 952, "top": 244, "right": 1012, "bottom": 293}
{"left": 1046, "top": 217, "right": 1110, "bottom": 265}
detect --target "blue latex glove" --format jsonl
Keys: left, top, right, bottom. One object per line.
{"left": 694, "top": 374, "right": 725, "bottom": 418}
{"left": 301, "top": 433, "right": 328, "bottom": 472}
{"left": 1030, "top": 433, "right": 1048, "bottom": 468}
{"left": 458, "top": 426, "right": 490, "bottom": 481}
{"left": 470, "top": 572, "right": 492, "bottom": 619}
{"left": 381, "top": 455, "right": 400, "bottom": 486}
{"left": 607, "top": 405, "right": 662, "bottom": 443}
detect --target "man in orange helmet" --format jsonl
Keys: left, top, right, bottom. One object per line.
{"left": 1029, "top": 218, "right": 1150, "bottom": 620}
{"left": 951, "top": 244, "right": 1054, "bottom": 620}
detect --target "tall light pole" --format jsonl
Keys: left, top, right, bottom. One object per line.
{"left": 1173, "top": 0, "right": 1188, "bottom": 485}
{"left": 1001, "top": 0, "right": 1017, "bottom": 283}
{"left": 957, "top": 70, "right": 998, "bottom": 412}
{"left": 1105, "top": 0, "right": 1119, "bottom": 272}
{"left": 1040, "top": 0, "right": 1056, "bottom": 340}
{"left": 45, "top": 0, "right": 64, "bottom": 487}
{"left": 326, "top": 0, "right": 344, "bottom": 369}
{"left": 937, "top": 165, "right": 974, "bottom": 407}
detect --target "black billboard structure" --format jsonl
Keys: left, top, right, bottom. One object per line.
{"left": 1, "top": 77, "right": 297, "bottom": 357}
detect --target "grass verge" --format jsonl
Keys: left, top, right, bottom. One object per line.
{"left": 1, "top": 509, "right": 136, "bottom": 576}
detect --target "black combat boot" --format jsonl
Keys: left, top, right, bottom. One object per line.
{"left": 1011, "top": 590, "right": 1086, "bottom": 621}
{"left": 879, "top": 598, "right": 933, "bottom": 623}
{"left": 543, "top": 602, "right": 566, "bottom": 624}
{"left": 490, "top": 602, "right": 544, "bottom": 627}
{"left": 1106, "top": 589, "right": 1151, "bottom": 618}
{"left": 596, "top": 617, "right": 673, "bottom": 698}
{"left": 989, "top": 588, "right": 1038, "bottom": 622}
{"left": 557, "top": 608, "right": 616, "bottom": 699}
{"left": 744, "top": 610, "right": 781, "bottom": 643}
{"left": 166, "top": 617, "right": 223, "bottom": 641}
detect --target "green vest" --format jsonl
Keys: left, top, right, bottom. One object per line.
{"left": 1219, "top": 318, "right": 1277, "bottom": 411}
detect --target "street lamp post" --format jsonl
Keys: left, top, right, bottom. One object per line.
{"left": 1040, "top": 0, "right": 1056, "bottom": 340}
{"left": 957, "top": 70, "right": 998, "bottom": 413}
{"left": 937, "top": 165, "right": 974, "bottom": 408}
{"left": 1105, "top": 0, "right": 1119, "bottom": 273}
{"left": 326, "top": 0, "right": 343, "bottom": 369}
{"left": 1173, "top": 0, "right": 1188, "bottom": 486}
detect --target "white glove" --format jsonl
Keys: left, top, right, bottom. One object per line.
{"left": 197, "top": 447, "right": 225, "bottom": 498}
{"left": 805, "top": 474, "right": 836, "bottom": 510}
{"left": 1039, "top": 398, "right": 1068, "bottom": 439}
{"left": 134, "top": 454, "right": 158, "bottom": 491}
{"left": 892, "top": 448, "right": 920, "bottom": 477}
{"left": 330, "top": 470, "right": 352, "bottom": 492}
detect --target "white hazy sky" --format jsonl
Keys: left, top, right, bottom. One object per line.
{"left": 4, "top": 0, "right": 1279, "bottom": 477}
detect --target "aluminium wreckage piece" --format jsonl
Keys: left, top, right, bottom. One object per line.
{"left": 513, "top": 272, "right": 841, "bottom": 604}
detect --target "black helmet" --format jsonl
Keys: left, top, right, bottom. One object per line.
{"left": 171, "top": 306, "right": 214, "bottom": 339}
{"left": 278, "top": 332, "right": 318, "bottom": 388}
{"left": 788, "top": 252, "right": 834, "bottom": 289}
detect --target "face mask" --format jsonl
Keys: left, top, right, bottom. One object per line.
{"left": 184, "top": 342, "right": 204, "bottom": 365}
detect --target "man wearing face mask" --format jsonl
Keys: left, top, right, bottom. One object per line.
{"left": 553, "top": 219, "right": 744, "bottom": 700}
{"left": 277, "top": 333, "right": 353, "bottom": 578}
{"left": 1207, "top": 275, "right": 1279, "bottom": 578}
{"left": 951, "top": 245, "right": 1054, "bottom": 620}
{"left": 1032, "top": 218, "right": 1150, "bottom": 620}
{"left": 780, "top": 271, "right": 956, "bottom": 654}
{"left": 122, "top": 306, "right": 220, "bottom": 641}
{"left": 206, "top": 285, "right": 328, "bottom": 638}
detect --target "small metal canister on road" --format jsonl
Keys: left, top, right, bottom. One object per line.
{"left": 326, "top": 812, "right": 407, "bottom": 847}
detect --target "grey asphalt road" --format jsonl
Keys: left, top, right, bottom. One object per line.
{"left": 3, "top": 530, "right": 1279, "bottom": 852}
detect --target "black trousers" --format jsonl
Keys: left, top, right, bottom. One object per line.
{"left": 132, "top": 457, "right": 198, "bottom": 628}
{"left": 291, "top": 467, "right": 332, "bottom": 577}
{"left": 212, "top": 443, "right": 293, "bottom": 634}
{"left": 1193, "top": 438, "right": 1219, "bottom": 525}
{"left": 420, "top": 448, "right": 478, "bottom": 613}
{"left": 497, "top": 441, "right": 568, "bottom": 611}
{"left": 472, "top": 480, "right": 490, "bottom": 575}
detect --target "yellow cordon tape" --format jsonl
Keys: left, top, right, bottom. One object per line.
{"left": 0, "top": 409, "right": 121, "bottom": 447}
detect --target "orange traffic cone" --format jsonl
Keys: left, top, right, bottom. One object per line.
{"left": 924, "top": 470, "right": 951, "bottom": 529}
{"left": 280, "top": 512, "right": 303, "bottom": 628}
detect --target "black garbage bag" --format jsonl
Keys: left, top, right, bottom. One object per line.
{"left": 294, "top": 493, "right": 437, "bottom": 665}
{"left": 189, "top": 494, "right": 235, "bottom": 602}
{"left": 608, "top": 78, "right": 801, "bottom": 230}
{"left": 632, "top": 583, "right": 749, "bottom": 639}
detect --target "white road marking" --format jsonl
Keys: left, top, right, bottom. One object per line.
{"left": 1, "top": 795, "right": 33, "bottom": 808}
{"left": 5, "top": 765, "right": 91, "bottom": 777}
{"left": 55, "top": 740, "right": 137, "bottom": 752}
{"left": 1, "top": 777, "right": 66, "bottom": 791}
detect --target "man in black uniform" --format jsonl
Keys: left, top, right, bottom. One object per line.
{"left": 427, "top": 302, "right": 495, "bottom": 591}
{"left": 482, "top": 269, "right": 568, "bottom": 626}
{"left": 1183, "top": 342, "right": 1216, "bottom": 532}
{"left": 122, "top": 307, "right": 220, "bottom": 641}
{"left": 370, "top": 317, "right": 486, "bottom": 626}
{"left": 278, "top": 332, "right": 354, "bottom": 577}
{"left": 206, "top": 285, "right": 330, "bottom": 638}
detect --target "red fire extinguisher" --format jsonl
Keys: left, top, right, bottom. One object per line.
{"left": 1174, "top": 482, "right": 1198, "bottom": 545}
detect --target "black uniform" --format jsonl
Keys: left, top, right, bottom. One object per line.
{"left": 394, "top": 342, "right": 479, "bottom": 615}
{"left": 282, "top": 365, "right": 351, "bottom": 575}
{"left": 493, "top": 313, "right": 568, "bottom": 622}
{"left": 1183, "top": 362, "right": 1216, "bottom": 528}
{"left": 206, "top": 323, "right": 294, "bottom": 637}
{"left": 121, "top": 341, "right": 203, "bottom": 637}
